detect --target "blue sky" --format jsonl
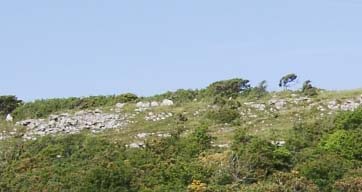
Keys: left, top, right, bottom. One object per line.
{"left": 1, "top": 0, "right": 362, "bottom": 101}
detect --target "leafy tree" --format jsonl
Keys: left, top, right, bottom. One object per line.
{"left": 207, "top": 78, "right": 250, "bottom": 97}
{"left": 279, "top": 73, "right": 298, "bottom": 89}
{"left": 0, "top": 95, "right": 22, "bottom": 116}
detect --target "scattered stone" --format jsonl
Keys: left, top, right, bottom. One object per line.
{"left": 150, "top": 101, "right": 159, "bottom": 107}
{"left": 115, "top": 103, "right": 125, "bottom": 108}
{"left": 271, "top": 140, "right": 286, "bottom": 147}
{"left": 145, "top": 112, "right": 173, "bottom": 121}
{"left": 6, "top": 114, "right": 13, "bottom": 122}
{"left": 161, "top": 99, "right": 174, "bottom": 106}
{"left": 269, "top": 99, "right": 286, "bottom": 110}
{"left": 16, "top": 110, "right": 133, "bottom": 140}
{"left": 136, "top": 101, "right": 150, "bottom": 108}
{"left": 250, "top": 103, "right": 266, "bottom": 111}
{"left": 136, "top": 133, "right": 148, "bottom": 139}
{"left": 128, "top": 142, "right": 145, "bottom": 148}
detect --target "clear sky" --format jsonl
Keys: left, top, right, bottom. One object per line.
{"left": 1, "top": 0, "right": 362, "bottom": 101}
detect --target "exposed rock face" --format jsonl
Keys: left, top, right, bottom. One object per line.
{"left": 16, "top": 109, "right": 132, "bottom": 140}
{"left": 325, "top": 98, "right": 362, "bottom": 111}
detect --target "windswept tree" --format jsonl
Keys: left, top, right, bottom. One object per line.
{"left": 279, "top": 73, "right": 298, "bottom": 89}
{"left": 207, "top": 78, "right": 250, "bottom": 97}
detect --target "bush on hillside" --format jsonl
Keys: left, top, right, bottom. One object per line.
{"left": 149, "top": 89, "right": 199, "bottom": 104}
{"left": 0, "top": 95, "right": 22, "bottom": 117}
{"left": 207, "top": 78, "right": 250, "bottom": 98}
{"left": 231, "top": 129, "right": 293, "bottom": 183}
{"left": 247, "top": 80, "right": 269, "bottom": 99}
{"left": 334, "top": 107, "right": 362, "bottom": 130}
{"left": 298, "top": 153, "right": 352, "bottom": 191}
{"left": 320, "top": 129, "right": 362, "bottom": 160}
{"left": 12, "top": 93, "right": 138, "bottom": 119}
{"left": 302, "top": 80, "right": 318, "bottom": 96}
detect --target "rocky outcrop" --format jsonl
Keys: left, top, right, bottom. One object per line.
{"left": 16, "top": 109, "right": 133, "bottom": 140}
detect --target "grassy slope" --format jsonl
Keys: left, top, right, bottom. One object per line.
{"left": 2, "top": 89, "right": 362, "bottom": 147}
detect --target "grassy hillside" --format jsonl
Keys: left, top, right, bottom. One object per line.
{"left": 1, "top": 79, "right": 362, "bottom": 191}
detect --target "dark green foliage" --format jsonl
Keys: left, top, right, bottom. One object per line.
{"left": 279, "top": 73, "right": 298, "bottom": 89}
{"left": 298, "top": 153, "right": 352, "bottom": 191}
{"left": 0, "top": 129, "right": 214, "bottom": 192}
{"left": 207, "top": 78, "right": 250, "bottom": 97}
{"left": 0, "top": 134, "right": 134, "bottom": 191}
{"left": 12, "top": 93, "right": 138, "bottom": 119}
{"left": 334, "top": 107, "right": 362, "bottom": 130}
{"left": 149, "top": 89, "right": 199, "bottom": 104}
{"left": 302, "top": 80, "right": 318, "bottom": 96}
{"left": 287, "top": 118, "right": 335, "bottom": 152}
{"left": 206, "top": 107, "right": 240, "bottom": 124}
{"left": 320, "top": 130, "right": 362, "bottom": 160}
{"left": 231, "top": 129, "right": 293, "bottom": 183}
{"left": 0, "top": 95, "right": 22, "bottom": 116}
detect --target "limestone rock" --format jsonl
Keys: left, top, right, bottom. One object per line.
{"left": 151, "top": 101, "right": 159, "bottom": 107}
{"left": 161, "top": 99, "right": 174, "bottom": 106}
{"left": 115, "top": 103, "right": 125, "bottom": 108}
{"left": 16, "top": 109, "right": 133, "bottom": 140}
{"left": 6, "top": 114, "right": 13, "bottom": 122}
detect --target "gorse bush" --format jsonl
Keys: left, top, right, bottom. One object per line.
{"left": 0, "top": 127, "right": 215, "bottom": 192}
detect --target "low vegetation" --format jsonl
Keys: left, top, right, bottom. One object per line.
{"left": 1, "top": 75, "right": 362, "bottom": 191}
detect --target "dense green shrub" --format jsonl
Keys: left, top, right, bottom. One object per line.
{"left": 298, "top": 153, "right": 352, "bottom": 191}
{"left": 206, "top": 107, "right": 240, "bottom": 124}
{"left": 207, "top": 78, "right": 250, "bottom": 97}
{"left": 334, "top": 107, "right": 362, "bottom": 130}
{"left": 302, "top": 80, "right": 318, "bottom": 96}
{"left": 0, "top": 95, "right": 22, "bottom": 117}
{"left": 320, "top": 129, "right": 362, "bottom": 160}
{"left": 149, "top": 89, "right": 200, "bottom": 104}
{"left": 231, "top": 130, "right": 293, "bottom": 183}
